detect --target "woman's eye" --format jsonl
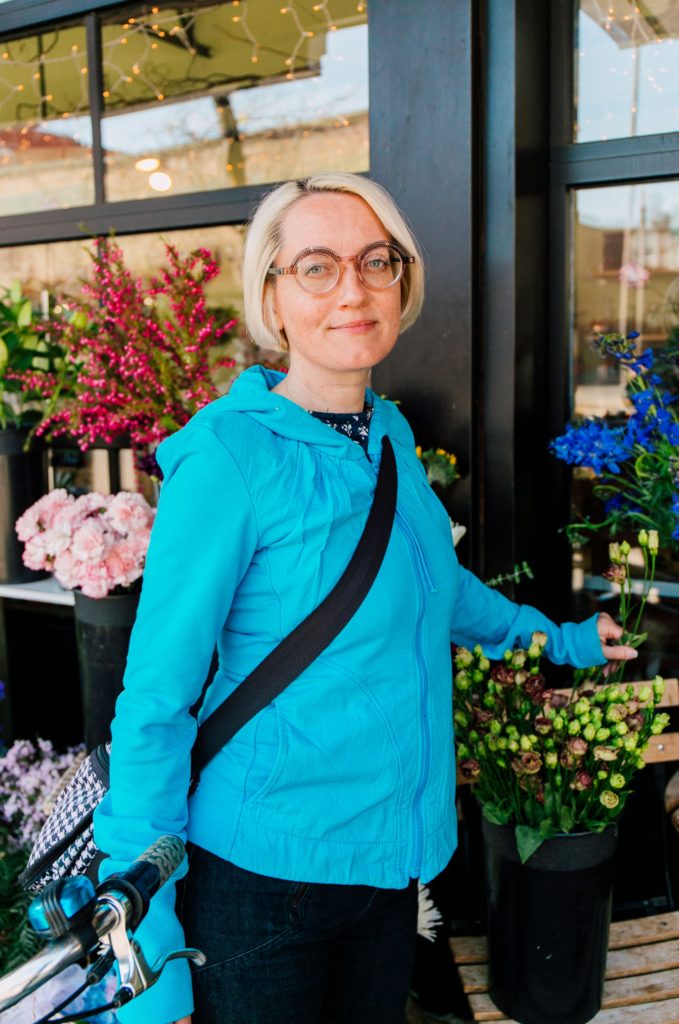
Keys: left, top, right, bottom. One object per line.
{"left": 303, "top": 262, "right": 333, "bottom": 277}
{"left": 365, "top": 258, "right": 389, "bottom": 270}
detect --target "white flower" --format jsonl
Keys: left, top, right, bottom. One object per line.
{"left": 417, "top": 882, "right": 443, "bottom": 942}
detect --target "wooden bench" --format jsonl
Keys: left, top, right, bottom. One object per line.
{"left": 449, "top": 912, "right": 679, "bottom": 1023}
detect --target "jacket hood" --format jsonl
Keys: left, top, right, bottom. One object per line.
{"left": 212, "top": 364, "right": 414, "bottom": 459}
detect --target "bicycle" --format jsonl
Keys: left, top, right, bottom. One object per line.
{"left": 0, "top": 834, "right": 206, "bottom": 1023}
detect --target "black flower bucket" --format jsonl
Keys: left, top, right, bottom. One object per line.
{"left": 482, "top": 817, "right": 618, "bottom": 1024}
{"left": 0, "top": 428, "right": 46, "bottom": 584}
{"left": 73, "top": 589, "right": 140, "bottom": 750}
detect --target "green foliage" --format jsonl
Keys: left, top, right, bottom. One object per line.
{"left": 0, "top": 830, "right": 44, "bottom": 973}
{"left": 0, "top": 283, "right": 65, "bottom": 431}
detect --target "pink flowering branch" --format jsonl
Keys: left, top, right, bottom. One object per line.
{"left": 11, "top": 241, "right": 237, "bottom": 455}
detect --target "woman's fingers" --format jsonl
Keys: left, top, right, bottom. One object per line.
{"left": 601, "top": 643, "right": 638, "bottom": 661}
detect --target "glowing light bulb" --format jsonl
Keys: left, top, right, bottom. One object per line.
{"left": 135, "top": 157, "right": 160, "bottom": 171}
{"left": 149, "top": 171, "right": 172, "bottom": 192}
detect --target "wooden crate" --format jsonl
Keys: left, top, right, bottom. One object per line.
{"left": 449, "top": 912, "right": 679, "bottom": 1023}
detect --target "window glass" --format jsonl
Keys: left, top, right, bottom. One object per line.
{"left": 100, "top": 1, "right": 369, "bottom": 201}
{"left": 0, "top": 26, "right": 95, "bottom": 214}
{"left": 576, "top": 1, "right": 679, "bottom": 142}
{"left": 573, "top": 182, "right": 679, "bottom": 417}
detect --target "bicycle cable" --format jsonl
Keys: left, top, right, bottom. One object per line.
{"left": 32, "top": 950, "right": 115, "bottom": 1024}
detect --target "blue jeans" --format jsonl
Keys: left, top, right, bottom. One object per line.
{"left": 180, "top": 845, "right": 418, "bottom": 1024}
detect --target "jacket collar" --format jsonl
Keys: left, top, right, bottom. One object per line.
{"left": 220, "top": 364, "right": 412, "bottom": 460}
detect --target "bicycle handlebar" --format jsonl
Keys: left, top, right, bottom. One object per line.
{"left": 0, "top": 835, "right": 204, "bottom": 1017}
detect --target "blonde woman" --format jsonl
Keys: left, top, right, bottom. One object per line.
{"left": 95, "top": 172, "right": 635, "bottom": 1024}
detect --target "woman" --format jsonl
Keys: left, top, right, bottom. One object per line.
{"left": 94, "top": 172, "right": 636, "bottom": 1024}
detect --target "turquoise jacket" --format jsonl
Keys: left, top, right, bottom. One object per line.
{"left": 94, "top": 365, "right": 605, "bottom": 1024}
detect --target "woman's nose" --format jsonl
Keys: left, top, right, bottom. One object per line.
{"left": 336, "top": 259, "right": 369, "bottom": 303}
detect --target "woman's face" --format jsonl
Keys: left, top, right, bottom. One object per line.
{"left": 270, "top": 192, "right": 403, "bottom": 375}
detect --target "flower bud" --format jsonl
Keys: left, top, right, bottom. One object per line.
{"left": 651, "top": 713, "right": 670, "bottom": 736}
{"left": 568, "top": 719, "right": 581, "bottom": 736}
{"left": 489, "top": 720, "right": 502, "bottom": 735}
{"left": 648, "top": 530, "right": 659, "bottom": 556}
{"left": 512, "top": 651, "right": 526, "bottom": 669}
{"left": 520, "top": 735, "right": 532, "bottom": 752}
{"left": 637, "top": 686, "right": 651, "bottom": 703}
{"left": 531, "top": 631, "right": 548, "bottom": 648}
{"left": 606, "top": 703, "right": 626, "bottom": 723}
{"left": 595, "top": 727, "right": 611, "bottom": 742}
{"left": 571, "top": 770, "right": 594, "bottom": 791}
{"left": 545, "top": 751, "right": 558, "bottom": 769}
{"left": 455, "top": 670, "right": 471, "bottom": 691}
{"left": 507, "top": 739, "right": 519, "bottom": 753}
{"left": 615, "top": 722, "right": 629, "bottom": 736}
{"left": 454, "top": 710, "right": 470, "bottom": 728}
{"left": 600, "top": 790, "right": 620, "bottom": 809}
{"left": 610, "top": 773, "right": 626, "bottom": 789}
{"left": 479, "top": 657, "right": 490, "bottom": 671}
{"left": 459, "top": 759, "right": 481, "bottom": 780}
{"left": 597, "top": 770, "right": 608, "bottom": 780}
{"left": 567, "top": 737, "right": 588, "bottom": 758}
{"left": 472, "top": 669, "right": 485, "bottom": 683}
{"left": 457, "top": 744, "right": 470, "bottom": 759}
{"left": 528, "top": 643, "right": 542, "bottom": 659}
{"left": 620, "top": 540, "right": 631, "bottom": 556}
{"left": 638, "top": 530, "right": 649, "bottom": 548}
{"left": 574, "top": 698, "right": 591, "bottom": 715}
{"left": 594, "top": 745, "right": 618, "bottom": 761}
{"left": 623, "top": 734, "right": 639, "bottom": 752}
{"left": 583, "top": 724, "right": 597, "bottom": 742}
{"left": 653, "top": 676, "right": 665, "bottom": 701}
{"left": 473, "top": 644, "right": 484, "bottom": 658}
{"left": 455, "top": 647, "right": 473, "bottom": 668}
{"left": 609, "top": 542, "right": 622, "bottom": 564}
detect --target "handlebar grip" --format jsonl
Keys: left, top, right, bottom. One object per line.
{"left": 96, "top": 835, "right": 185, "bottom": 931}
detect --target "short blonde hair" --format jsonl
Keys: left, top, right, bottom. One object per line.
{"left": 242, "top": 172, "right": 425, "bottom": 351}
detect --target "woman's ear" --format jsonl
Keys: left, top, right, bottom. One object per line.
{"left": 265, "top": 284, "right": 284, "bottom": 333}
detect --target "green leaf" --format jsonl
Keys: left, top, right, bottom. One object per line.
{"left": 539, "top": 817, "right": 556, "bottom": 839}
{"left": 481, "top": 802, "right": 510, "bottom": 826}
{"left": 624, "top": 632, "right": 648, "bottom": 650}
{"left": 0, "top": 337, "right": 8, "bottom": 373}
{"left": 516, "top": 825, "right": 544, "bottom": 863}
{"left": 17, "top": 300, "right": 33, "bottom": 328}
{"left": 8, "top": 280, "right": 21, "bottom": 305}
{"left": 559, "top": 805, "right": 575, "bottom": 832}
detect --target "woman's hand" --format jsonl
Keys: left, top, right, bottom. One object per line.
{"left": 597, "top": 612, "right": 638, "bottom": 673}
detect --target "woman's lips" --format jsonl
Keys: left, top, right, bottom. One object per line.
{"left": 330, "top": 320, "right": 377, "bottom": 333}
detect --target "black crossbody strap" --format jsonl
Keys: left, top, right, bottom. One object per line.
{"left": 190, "top": 435, "right": 397, "bottom": 789}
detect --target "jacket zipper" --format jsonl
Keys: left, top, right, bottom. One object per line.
{"left": 396, "top": 509, "right": 435, "bottom": 877}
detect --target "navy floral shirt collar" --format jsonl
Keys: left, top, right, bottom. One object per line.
{"left": 308, "top": 403, "right": 373, "bottom": 451}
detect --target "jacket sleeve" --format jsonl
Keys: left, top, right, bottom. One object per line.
{"left": 450, "top": 563, "right": 606, "bottom": 669}
{"left": 93, "top": 422, "right": 259, "bottom": 1024}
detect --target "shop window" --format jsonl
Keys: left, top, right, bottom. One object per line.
{"left": 100, "top": 0, "right": 369, "bottom": 201}
{"left": 0, "top": 24, "right": 95, "bottom": 215}
{"left": 576, "top": 1, "right": 679, "bottom": 142}
{"left": 573, "top": 180, "right": 679, "bottom": 417}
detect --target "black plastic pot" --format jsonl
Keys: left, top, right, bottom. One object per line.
{"left": 482, "top": 817, "right": 618, "bottom": 1024}
{"left": 73, "top": 589, "right": 140, "bottom": 749}
{"left": 0, "top": 428, "right": 47, "bottom": 583}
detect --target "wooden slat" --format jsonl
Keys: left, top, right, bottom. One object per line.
{"left": 468, "top": 986, "right": 679, "bottom": 1023}
{"left": 607, "top": 938, "right": 679, "bottom": 978}
{"left": 645, "top": 733, "right": 679, "bottom": 765}
{"left": 603, "top": 967, "right": 679, "bottom": 1008}
{"left": 609, "top": 912, "right": 679, "bottom": 949}
{"left": 588, "top": 996, "right": 679, "bottom": 1023}
{"left": 449, "top": 935, "right": 487, "bottom": 964}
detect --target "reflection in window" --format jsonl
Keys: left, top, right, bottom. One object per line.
{"left": 0, "top": 26, "right": 95, "bottom": 214}
{"left": 100, "top": 1, "right": 369, "bottom": 201}
{"left": 576, "top": 1, "right": 679, "bottom": 142}
{"left": 573, "top": 182, "right": 679, "bottom": 418}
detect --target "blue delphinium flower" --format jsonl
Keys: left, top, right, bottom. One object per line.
{"left": 673, "top": 494, "right": 679, "bottom": 542}
{"left": 551, "top": 420, "right": 632, "bottom": 474}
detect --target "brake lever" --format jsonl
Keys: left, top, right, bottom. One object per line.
{"left": 98, "top": 894, "right": 206, "bottom": 1002}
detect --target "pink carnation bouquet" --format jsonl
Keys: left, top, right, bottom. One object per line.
{"left": 15, "top": 489, "right": 155, "bottom": 599}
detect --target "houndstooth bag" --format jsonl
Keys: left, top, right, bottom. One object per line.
{"left": 20, "top": 743, "right": 110, "bottom": 893}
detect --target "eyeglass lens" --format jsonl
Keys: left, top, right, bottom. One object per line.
{"left": 295, "top": 244, "right": 404, "bottom": 293}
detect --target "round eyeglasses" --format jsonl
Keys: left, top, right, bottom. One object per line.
{"left": 267, "top": 241, "right": 415, "bottom": 295}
